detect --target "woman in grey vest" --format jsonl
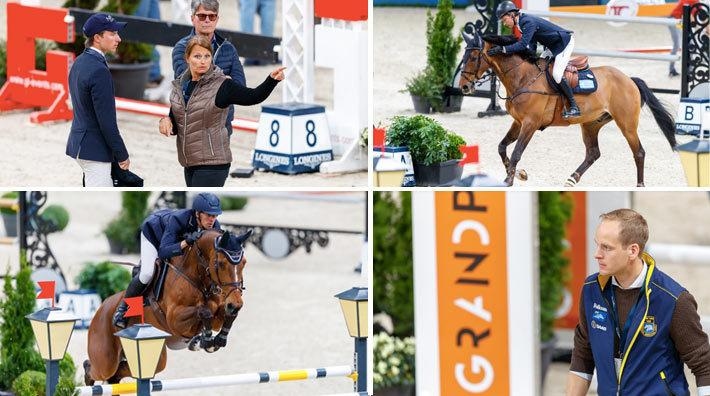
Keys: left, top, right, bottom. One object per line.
{"left": 159, "top": 35, "right": 285, "bottom": 186}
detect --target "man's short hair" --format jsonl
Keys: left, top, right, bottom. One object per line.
{"left": 599, "top": 209, "right": 649, "bottom": 252}
{"left": 191, "top": 0, "right": 219, "bottom": 14}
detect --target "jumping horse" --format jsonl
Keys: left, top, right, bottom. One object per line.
{"left": 84, "top": 229, "right": 250, "bottom": 385}
{"left": 459, "top": 29, "right": 677, "bottom": 186}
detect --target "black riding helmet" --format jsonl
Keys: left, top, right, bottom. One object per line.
{"left": 496, "top": 1, "right": 519, "bottom": 19}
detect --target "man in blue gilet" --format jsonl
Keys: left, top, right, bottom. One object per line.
{"left": 567, "top": 209, "right": 710, "bottom": 395}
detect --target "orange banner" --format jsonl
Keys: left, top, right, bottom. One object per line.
{"left": 434, "top": 192, "right": 509, "bottom": 395}
{"left": 556, "top": 192, "right": 587, "bottom": 329}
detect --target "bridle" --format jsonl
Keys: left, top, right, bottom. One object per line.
{"left": 168, "top": 231, "right": 245, "bottom": 303}
{"left": 460, "top": 30, "right": 493, "bottom": 93}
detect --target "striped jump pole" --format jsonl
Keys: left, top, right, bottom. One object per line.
{"left": 76, "top": 365, "right": 356, "bottom": 396}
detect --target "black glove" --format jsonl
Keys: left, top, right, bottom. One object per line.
{"left": 184, "top": 231, "right": 201, "bottom": 245}
{"left": 487, "top": 46, "right": 504, "bottom": 56}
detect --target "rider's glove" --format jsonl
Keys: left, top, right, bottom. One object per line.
{"left": 184, "top": 231, "right": 201, "bottom": 245}
{"left": 487, "top": 46, "right": 504, "bottom": 56}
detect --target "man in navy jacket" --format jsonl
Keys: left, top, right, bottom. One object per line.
{"left": 66, "top": 13, "right": 131, "bottom": 186}
{"left": 489, "top": 1, "right": 581, "bottom": 119}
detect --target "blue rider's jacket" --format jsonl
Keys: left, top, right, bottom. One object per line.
{"left": 141, "top": 209, "right": 222, "bottom": 260}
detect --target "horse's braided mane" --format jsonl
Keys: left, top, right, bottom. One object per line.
{"left": 481, "top": 34, "right": 539, "bottom": 64}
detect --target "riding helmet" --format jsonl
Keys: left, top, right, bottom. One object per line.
{"left": 496, "top": 1, "right": 519, "bottom": 19}
{"left": 192, "top": 193, "right": 222, "bottom": 215}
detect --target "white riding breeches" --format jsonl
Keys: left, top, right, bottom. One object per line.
{"left": 553, "top": 35, "right": 575, "bottom": 83}
{"left": 139, "top": 232, "right": 159, "bottom": 284}
{"left": 76, "top": 159, "right": 112, "bottom": 187}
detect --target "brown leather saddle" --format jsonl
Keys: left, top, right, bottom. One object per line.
{"left": 547, "top": 56, "right": 589, "bottom": 88}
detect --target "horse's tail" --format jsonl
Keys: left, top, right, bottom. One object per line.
{"left": 631, "top": 77, "right": 677, "bottom": 150}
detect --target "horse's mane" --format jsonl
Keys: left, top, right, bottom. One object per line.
{"left": 481, "top": 34, "right": 538, "bottom": 64}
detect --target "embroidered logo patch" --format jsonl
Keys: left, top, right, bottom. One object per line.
{"left": 591, "top": 320, "right": 607, "bottom": 332}
{"left": 592, "top": 310, "right": 607, "bottom": 322}
{"left": 642, "top": 316, "right": 657, "bottom": 337}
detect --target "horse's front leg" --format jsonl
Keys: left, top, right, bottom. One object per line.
{"left": 499, "top": 120, "right": 521, "bottom": 172}
{"left": 504, "top": 123, "right": 537, "bottom": 186}
{"left": 213, "top": 313, "right": 238, "bottom": 350}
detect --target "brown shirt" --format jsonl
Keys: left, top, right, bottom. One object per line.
{"left": 571, "top": 285, "right": 710, "bottom": 386}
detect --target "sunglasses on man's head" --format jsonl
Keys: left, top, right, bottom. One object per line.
{"left": 195, "top": 13, "right": 218, "bottom": 21}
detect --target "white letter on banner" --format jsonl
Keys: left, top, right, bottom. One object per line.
{"left": 454, "top": 296, "right": 492, "bottom": 322}
{"left": 452, "top": 220, "right": 490, "bottom": 245}
{"left": 455, "top": 355, "right": 494, "bottom": 393}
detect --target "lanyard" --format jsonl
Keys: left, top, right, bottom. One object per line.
{"left": 608, "top": 285, "right": 645, "bottom": 357}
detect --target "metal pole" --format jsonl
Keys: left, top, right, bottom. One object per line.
{"left": 19, "top": 191, "right": 27, "bottom": 252}
{"left": 354, "top": 337, "right": 367, "bottom": 392}
{"left": 45, "top": 360, "right": 59, "bottom": 396}
{"left": 136, "top": 379, "right": 151, "bottom": 396}
{"left": 681, "top": 5, "right": 690, "bottom": 98}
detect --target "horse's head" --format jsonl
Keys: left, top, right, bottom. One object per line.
{"left": 459, "top": 25, "right": 493, "bottom": 95}
{"left": 195, "top": 229, "right": 253, "bottom": 316}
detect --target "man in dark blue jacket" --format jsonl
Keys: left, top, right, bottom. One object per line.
{"left": 567, "top": 209, "right": 710, "bottom": 395}
{"left": 171, "top": 0, "right": 246, "bottom": 138}
{"left": 113, "top": 192, "right": 230, "bottom": 328}
{"left": 66, "top": 13, "right": 131, "bottom": 186}
{"left": 488, "top": 1, "right": 581, "bottom": 119}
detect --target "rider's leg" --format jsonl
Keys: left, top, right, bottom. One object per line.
{"left": 559, "top": 78, "right": 581, "bottom": 118}
{"left": 552, "top": 36, "right": 581, "bottom": 118}
{"left": 113, "top": 233, "right": 157, "bottom": 328}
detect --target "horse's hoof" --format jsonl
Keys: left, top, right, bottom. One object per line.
{"left": 200, "top": 336, "right": 215, "bottom": 350}
{"left": 637, "top": 183, "right": 645, "bottom": 187}
{"left": 564, "top": 177, "right": 577, "bottom": 187}
{"left": 83, "top": 360, "right": 95, "bottom": 386}
{"left": 214, "top": 336, "right": 227, "bottom": 348}
{"left": 515, "top": 169, "right": 528, "bottom": 181}
{"left": 188, "top": 336, "right": 201, "bottom": 351}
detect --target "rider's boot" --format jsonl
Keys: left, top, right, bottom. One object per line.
{"left": 113, "top": 276, "right": 148, "bottom": 328}
{"left": 559, "top": 77, "right": 581, "bottom": 119}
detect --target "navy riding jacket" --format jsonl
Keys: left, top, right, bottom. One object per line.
{"left": 172, "top": 30, "right": 246, "bottom": 133}
{"left": 582, "top": 254, "right": 689, "bottom": 396}
{"left": 65, "top": 49, "right": 129, "bottom": 163}
{"left": 141, "top": 209, "right": 222, "bottom": 260}
{"left": 503, "top": 13, "right": 573, "bottom": 56}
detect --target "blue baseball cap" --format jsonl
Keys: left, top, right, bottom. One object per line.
{"left": 82, "top": 13, "right": 127, "bottom": 37}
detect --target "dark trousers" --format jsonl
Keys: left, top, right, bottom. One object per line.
{"left": 184, "top": 164, "right": 230, "bottom": 187}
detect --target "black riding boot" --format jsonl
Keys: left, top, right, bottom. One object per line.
{"left": 112, "top": 276, "right": 148, "bottom": 328}
{"left": 559, "top": 78, "right": 581, "bottom": 119}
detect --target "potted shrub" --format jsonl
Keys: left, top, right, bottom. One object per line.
{"left": 386, "top": 115, "right": 465, "bottom": 186}
{"left": 104, "top": 192, "right": 150, "bottom": 254}
{"left": 0, "top": 192, "right": 18, "bottom": 237}
{"left": 39, "top": 204, "right": 70, "bottom": 234}
{"left": 75, "top": 261, "right": 132, "bottom": 300}
{"left": 373, "top": 332, "right": 416, "bottom": 396}
{"left": 403, "top": 0, "right": 463, "bottom": 113}
{"left": 538, "top": 191, "right": 573, "bottom": 385}
{"left": 218, "top": 196, "right": 249, "bottom": 211}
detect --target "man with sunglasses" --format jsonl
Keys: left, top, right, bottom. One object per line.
{"left": 172, "top": 0, "right": 246, "bottom": 137}
{"left": 113, "top": 192, "right": 238, "bottom": 328}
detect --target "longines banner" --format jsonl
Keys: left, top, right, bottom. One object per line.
{"left": 412, "top": 192, "right": 539, "bottom": 396}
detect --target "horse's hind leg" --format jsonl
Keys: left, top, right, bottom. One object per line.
{"left": 613, "top": 114, "right": 645, "bottom": 186}
{"left": 565, "top": 116, "right": 609, "bottom": 186}
{"left": 499, "top": 121, "right": 521, "bottom": 171}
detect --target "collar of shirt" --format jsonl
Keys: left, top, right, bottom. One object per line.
{"left": 612, "top": 261, "right": 647, "bottom": 289}
{"left": 88, "top": 46, "right": 106, "bottom": 58}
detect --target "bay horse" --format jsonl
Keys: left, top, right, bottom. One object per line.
{"left": 84, "top": 229, "right": 250, "bottom": 385}
{"left": 458, "top": 29, "right": 677, "bottom": 186}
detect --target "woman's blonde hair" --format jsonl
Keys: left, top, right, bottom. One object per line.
{"left": 184, "top": 36, "right": 213, "bottom": 59}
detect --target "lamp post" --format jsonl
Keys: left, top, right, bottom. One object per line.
{"left": 677, "top": 139, "right": 710, "bottom": 187}
{"left": 114, "top": 324, "right": 170, "bottom": 396}
{"left": 334, "top": 287, "right": 368, "bottom": 393}
{"left": 26, "top": 307, "right": 78, "bottom": 396}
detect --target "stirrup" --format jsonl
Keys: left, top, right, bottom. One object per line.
{"left": 562, "top": 107, "right": 581, "bottom": 119}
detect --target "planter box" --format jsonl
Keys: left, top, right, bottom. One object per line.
{"left": 414, "top": 159, "right": 463, "bottom": 186}
{"left": 108, "top": 61, "right": 152, "bottom": 100}
{"left": 1, "top": 213, "right": 17, "bottom": 237}
{"left": 441, "top": 94, "right": 463, "bottom": 113}
{"left": 410, "top": 94, "right": 432, "bottom": 114}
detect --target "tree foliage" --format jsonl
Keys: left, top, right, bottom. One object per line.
{"left": 538, "top": 192, "right": 573, "bottom": 342}
{"left": 373, "top": 192, "right": 415, "bottom": 338}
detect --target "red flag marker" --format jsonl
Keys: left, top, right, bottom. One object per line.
{"left": 458, "top": 145, "right": 479, "bottom": 166}
{"left": 373, "top": 127, "right": 386, "bottom": 156}
{"left": 36, "top": 281, "right": 55, "bottom": 308}
{"left": 124, "top": 296, "right": 144, "bottom": 324}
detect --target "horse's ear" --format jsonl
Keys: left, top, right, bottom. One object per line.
{"left": 219, "top": 231, "right": 231, "bottom": 248}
